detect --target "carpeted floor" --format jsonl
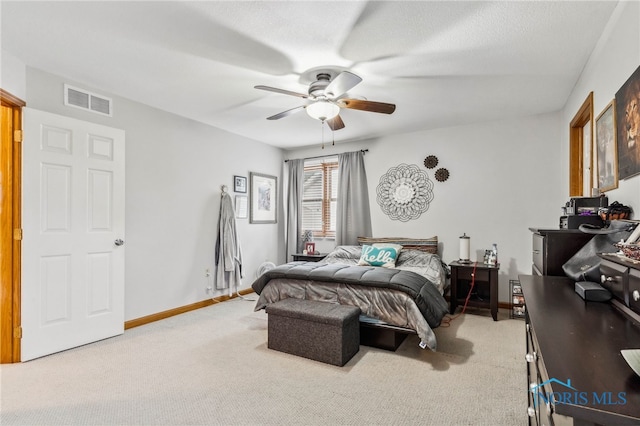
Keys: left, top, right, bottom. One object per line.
{"left": 0, "top": 299, "right": 526, "bottom": 425}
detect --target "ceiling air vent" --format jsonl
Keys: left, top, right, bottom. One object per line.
{"left": 64, "top": 84, "right": 112, "bottom": 117}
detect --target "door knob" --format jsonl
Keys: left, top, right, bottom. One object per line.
{"left": 114, "top": 239, "right": 124, "bottom": 246}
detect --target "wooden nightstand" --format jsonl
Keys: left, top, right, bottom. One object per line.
{"left": 291, "top": 253, "right": 327, "bottom": 262}
{"left": 449, "top": 261, "right": 499, "bottom": 321}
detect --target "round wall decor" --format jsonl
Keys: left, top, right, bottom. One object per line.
{"left": 424, "top": 155, "right": 438, "bottom": 169}
{"left": 435, "top": 168, "right": 450, "bottom": 182}
{"left": 376, "top": 163, "right": 434, "bottom": 222}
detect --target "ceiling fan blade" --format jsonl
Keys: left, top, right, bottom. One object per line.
{"left": 326, "top": 115, "right": 345, "bottom": 131}
{"left": 339, "top": 99, "right": 396, "bottom": 114}
{"left": 255, "top": 85, "right": 308, "bottom": 98}
{"left": 325, "top": 71, "right": 362, "bottom": 98}
{"left": 266, "top": 105, "right": 305, "bottom": 120}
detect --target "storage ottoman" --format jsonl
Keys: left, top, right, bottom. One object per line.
{"left": 266, "top": 298, "right": 360, "bottom": 366}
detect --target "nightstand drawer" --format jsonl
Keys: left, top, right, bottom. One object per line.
{"left": 456, "top": 267, "right": 490, "bottom": 282}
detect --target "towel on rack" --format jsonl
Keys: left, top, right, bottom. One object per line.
{"left": 215, "top": 192, "right": 243, "bottom": 294}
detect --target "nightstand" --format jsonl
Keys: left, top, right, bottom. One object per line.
{"left": 291, "top": 253, "right": 327, "bottom": 262}
{"left": 449, "top": 261, "right": 499, "bottom": 321}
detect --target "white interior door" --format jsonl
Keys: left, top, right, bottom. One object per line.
{"left": 22, "top": 108, "right": 125, "bottom": 361}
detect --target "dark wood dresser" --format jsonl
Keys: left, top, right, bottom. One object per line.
{"left": 529, "top": 228, "right": 595, "bottom": 276}
{"left": 520, "top": 274, "right": 640, "bottom": 425}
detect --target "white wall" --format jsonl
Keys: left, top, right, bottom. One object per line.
{"left": 285, "top": 1, "right": 640, "bottom": 304}
{"left": 23, "top": 68, "right": 284, "bottom": 321}
{"left": 1, "top": 49, "right": 26, "bottom": 100}
{"left": 13, "top": 0, "right": 640, "bottom": 315}
{"left": 286, "top": 112, "right": 564, "bottom": 302}
{"left": 561, "top": 0, "right": 640, "bottom": 206}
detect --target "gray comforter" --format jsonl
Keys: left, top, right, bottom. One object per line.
{"left": 252, "top": 261, "right": 449, "bottom": 350}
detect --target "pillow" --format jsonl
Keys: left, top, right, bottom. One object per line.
{"left": 394, "top": 249, "right": 447, "bottom": 294}
{"left": 358, "top": 244, "right": 401, "bottom": 268}
{"left": 325, "top": 246, "right": 362, "bottom": 260}
{"left": 322, "top": 246, "right": 362, "bottom": 266}
{"left": 395, "top": 249, "right": 436, "bottom": 267}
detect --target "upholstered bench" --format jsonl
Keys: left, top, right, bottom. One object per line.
{"left": 265, "top": 298, "right": 360, "bottom": 366}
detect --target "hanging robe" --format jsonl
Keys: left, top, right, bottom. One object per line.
{"left": 214, "top": 192, "right": 243, "bottom": 295}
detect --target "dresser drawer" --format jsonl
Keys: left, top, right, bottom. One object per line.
{"left": 527, "top": 327, "right": 573, "bottom": 426}
{"left": 532, "top": 234, "right": 544, "bottom": 274}
{"left": 600, "top": 259, "right": 627, "bottom": 303}
{"left": 526, "top": 320, "right": 557, "bottom": 424}
{"left": 629, "top": 268, "right": 640, "bottom": 313}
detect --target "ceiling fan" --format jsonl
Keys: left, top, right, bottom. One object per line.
{"left": 254, "top": 70, "right": 396, "bottom": 131}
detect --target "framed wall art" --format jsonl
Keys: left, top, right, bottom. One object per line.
{"left": 249, "top": 172, "right": 277, "bottom": 224}
{"left": 615, "top": 65, "right": 640, "bottom": 180}
{"left": 595, "top": 100, "right": 618, "bottom": 192}
{"left": 235, "top": 195, "right": 248, "bottom": 219}
{"left": 233, "top": 175, "right": 247, "bottom": 193}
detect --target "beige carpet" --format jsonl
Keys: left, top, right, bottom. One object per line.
{"left": 0, "top": 299, "right": 526, "bottom": 425}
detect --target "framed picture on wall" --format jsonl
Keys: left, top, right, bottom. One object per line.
{"left": 249, "top": 172, "right": 277, "bottom": 224}
{"left": 235, "top": 195, "right": 248, "bottom": 219}
{"left": 615, "top": 65, "right": 640, "bottom": 180}
{"left": 233, "top": 175, "right": 247, "bottom": 193}
{"left": 595, "top": 100, "right": 618, "bottom": 192}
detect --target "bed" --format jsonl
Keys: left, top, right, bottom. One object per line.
{"left": 251, "top": 238, "right": 450, "bottom": 351}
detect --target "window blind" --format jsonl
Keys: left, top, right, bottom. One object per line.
{"left": 302, "top": 157, "right": 338, "bottom": 237}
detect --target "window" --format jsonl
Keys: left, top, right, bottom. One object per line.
{"left": 302, "top": 157, "right": 338, "bottom": 238}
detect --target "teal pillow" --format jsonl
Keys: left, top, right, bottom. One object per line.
{"left": 357, "top": 244, "right": 401, "bottom": 268}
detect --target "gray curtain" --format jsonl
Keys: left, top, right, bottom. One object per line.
{"left": 336, "top": 151, "right": 372, "bottom": 245}
{"left": 283, "top": 159, "right": 304, "bottom": 262}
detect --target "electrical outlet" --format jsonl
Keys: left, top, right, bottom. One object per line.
{"left": 205, "top": 268, "right": 211, "bottom": 277}
{"left": 206, "top": 286, "right": 213, "bottom": 293}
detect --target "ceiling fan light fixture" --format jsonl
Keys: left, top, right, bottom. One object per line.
{"left": 306, "top": 101, "right": 340, "bottom": 121}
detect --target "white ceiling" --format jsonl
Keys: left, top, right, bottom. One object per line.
{"left": 1, "top": 1, "right": 618, "bottom": 149}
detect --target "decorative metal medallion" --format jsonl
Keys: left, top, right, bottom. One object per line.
{"left": 435, "top": 168, "right": 450, "bottom": 182}
{"left": 424, "top": 155, "right": 438, "bottom": 169}
{"left": 376, "top": 163, "right": 434, "bottom": 222}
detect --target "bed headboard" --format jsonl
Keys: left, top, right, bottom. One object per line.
{"left": 356, "top": 236, "right": 438, "bottom": 254}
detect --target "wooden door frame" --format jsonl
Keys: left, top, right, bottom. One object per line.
{"left": 569, "top": 92, "right": 594, "bottom": 197}
{"left": 1, "top": 89, "right": 25, "bottom": 363}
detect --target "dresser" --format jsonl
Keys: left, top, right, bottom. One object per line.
{"left": 520, "top": 274, "right": 640, "bottom": 425}
{"left": 529, "top": 228, "right": 595, "bottom": 276}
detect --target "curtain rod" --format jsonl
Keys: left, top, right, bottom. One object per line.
{"left": 284, "top": 149, "right": 369, "bottom": 163}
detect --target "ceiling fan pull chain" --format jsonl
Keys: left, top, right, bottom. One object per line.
{"left": 321, "top": 120, "right": 325, "bottom": 149}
